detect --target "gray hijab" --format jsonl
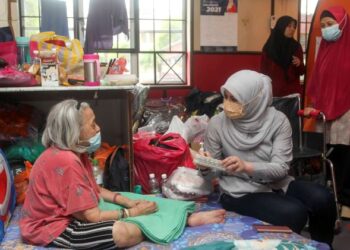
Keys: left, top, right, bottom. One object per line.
{"left": 220, "top": 70, "right": 277, "bottom": 150}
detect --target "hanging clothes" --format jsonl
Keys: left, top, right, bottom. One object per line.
{"left": 84, "top": 0, "right": 129, "bottom": 53}
{"left": 40, "top": 0, "right": 69, "bottom": 37}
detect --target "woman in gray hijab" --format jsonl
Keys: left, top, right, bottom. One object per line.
{"left": 201, "top": 70, "right": 336, "bottom": 247}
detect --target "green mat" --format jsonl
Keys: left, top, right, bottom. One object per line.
{"left": 99, "top": 192, "right": 195, "bottom": 244}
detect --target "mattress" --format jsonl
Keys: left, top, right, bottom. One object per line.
{"left": 0, "top": 197, "right": 330, "bottom": 250}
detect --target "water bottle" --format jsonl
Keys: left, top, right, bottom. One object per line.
{"left": 83, "top": 54, "right": 100, "bottom": 86}
{"left": 92, "top": 159, "right": 103, "bottom": 186}
{"left": 134, "top": 185, "right": 143, "bottom": 194}
{"left": 16, "top": 36, "right": 30, "bottom": 67}
{"left": 160, "top": 173, "right": 168, "bottom": 194}
{"left": 148, "top": 173, "right": 160, "bottom": 194}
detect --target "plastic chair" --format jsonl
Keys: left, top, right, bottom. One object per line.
{"left": 272, "top": 93, "right": 341, "bottom": 230}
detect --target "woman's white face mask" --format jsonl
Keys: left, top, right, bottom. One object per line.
{"left": 322, "top": 24, "right": 342, "bottom": 41}
{"left": 223, "top": 99, "right": 245, "bottom": 119}
{"left": 321, "top": 14, "right": 347, "bottom": 42}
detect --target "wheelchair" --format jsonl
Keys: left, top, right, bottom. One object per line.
{"left": 272, "top": 93, "right": 341, "bottom": 231}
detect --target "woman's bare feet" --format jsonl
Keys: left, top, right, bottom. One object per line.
{"left": 187, "top": 209, "right": 226, "bottom": 227}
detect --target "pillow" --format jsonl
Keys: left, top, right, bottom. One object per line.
{"left": 0, "top": 149, "right": 16, "bottom": 243}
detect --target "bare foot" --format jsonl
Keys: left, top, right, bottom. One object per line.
{"left": 187, "top": 209, "right": 226, "bottom": 227}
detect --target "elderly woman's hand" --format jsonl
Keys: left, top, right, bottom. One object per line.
{"left": 123, "top": 199, "right": 143, "bottom": 208}
{"left": 222, "top": 156, "right": 252, "bottom": 174}
{"left": 129, "top": 200, "right": 158, "bottom": 217}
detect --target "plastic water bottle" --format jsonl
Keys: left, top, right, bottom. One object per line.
{"left": 149, "top": 173, "right": 160, "bottom": 194}
{"left": 160, "top": 173, "right": 168, "bottom": 194}
{"left": 92, "top": 159, "right": 103, "bottom": 186}
{"left": 134, "top": 185, "right": 143, "bottom": 194}
{"left": 16, "top": 36, "right": 30, "bottom": 67}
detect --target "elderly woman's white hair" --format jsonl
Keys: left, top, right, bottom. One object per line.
{"left": 42, "top": 99, "right": 90, "bottom": 153}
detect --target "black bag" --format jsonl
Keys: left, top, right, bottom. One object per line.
{"left": 103, "top": 146, "right": 130, "bottom": 192}
{"left": 185, "top": 88, "right": 223, "bottom": 117}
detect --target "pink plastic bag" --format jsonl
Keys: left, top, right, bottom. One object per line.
{"left": 0, "top": 41, "right": 17, "bottom": 66}
{"left": 0, "top": 67, "right": 37, "bottom": 87}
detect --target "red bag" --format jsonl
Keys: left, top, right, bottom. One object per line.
{"left": 0, "top": 41, "right": 17, "bottom": 66}
{"left": 133, "top": 132, "right": 195, "bottom": 194}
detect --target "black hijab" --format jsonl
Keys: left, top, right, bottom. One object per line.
{"left": 263, "top": 16, "right": 299, "bottom": 70}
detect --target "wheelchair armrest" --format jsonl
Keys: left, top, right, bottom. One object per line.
{"left": 297, "top": 109, "right": 321, "bottom": 117}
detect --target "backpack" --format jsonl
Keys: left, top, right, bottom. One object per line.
{"left": 103, "top": 146, "right": 130, "bottom": 192}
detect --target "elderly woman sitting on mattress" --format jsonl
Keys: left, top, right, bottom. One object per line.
{"left": 19, "top": 99, "right": 225, "bottom": 249}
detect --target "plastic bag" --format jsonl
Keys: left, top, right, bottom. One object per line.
{"left": 30, "top": 32, "right": 84, "bottom": 73}
{"left": 93, "top": 142, "right": 117, "bottom": 169}
{"left": 139, "top": 97, "right": 186, "bottom": 134}
{"left": 12, "top": 160, "right": 32, "bottom": 204}
{"left": 133, "top": 132, "right": 195, "bottom": 194}
{"left": 4, "top": 139, "right": 45, "bottom": 163}
{"left": 131, "top": 83, "right": 150, "bottom": 134}
{"left": 162, "top": 167, "right": 212, "bottom": 200}
{"left": 0, "top": 66, "right": 37, "bottom": 87}
{"left": 165, "top": 115, "right": 209, "bottom": 143}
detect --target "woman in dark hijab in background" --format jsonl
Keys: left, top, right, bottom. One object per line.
{"left": 261, "top": 16, "right": 305, "bottom": 97}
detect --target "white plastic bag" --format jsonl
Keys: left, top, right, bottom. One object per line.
{"left": 165, "top": 115, "right": 209, "bottom": 143}
{"left": 162, "top": 167, "right": 212, "bottom": 200}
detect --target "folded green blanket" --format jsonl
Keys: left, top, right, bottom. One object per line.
{"left": 99, "top": 192, "right": 195, "bottom": 244}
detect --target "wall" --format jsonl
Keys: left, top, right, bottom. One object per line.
{"left": 193, "top": 0, "right": 271, "bottom": 52}
{"left": 193, "top": 0, "right": 298, "bottom": 52}
{"left": 274, "top": 0, "right": 299, "bottom": 20}
{"left": 237, "top": 0, "right": 270, "bottom": 52}
{"left": 192, "top": 53, "right": 261, "bottom": 92}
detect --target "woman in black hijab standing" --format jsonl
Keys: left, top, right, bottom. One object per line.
{"left": 261, "top": 16, "right": 305, "bottom": 97}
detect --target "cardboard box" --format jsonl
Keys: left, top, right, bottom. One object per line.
{"left": 40, "top": 57, "right": 59, "bottom": 87}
